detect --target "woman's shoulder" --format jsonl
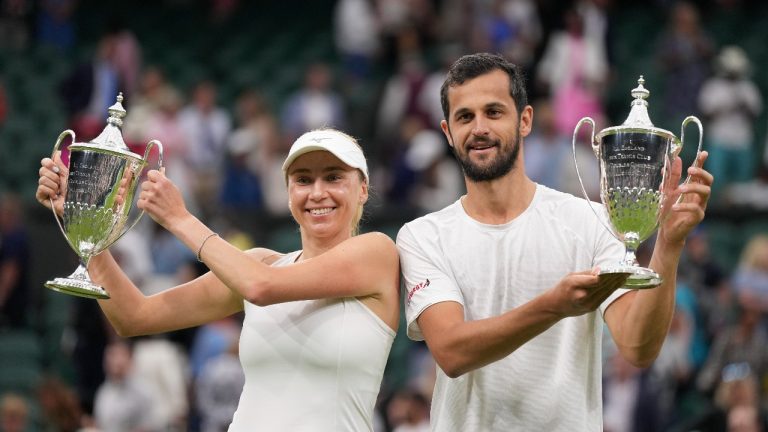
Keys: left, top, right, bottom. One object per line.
{"left": 335, "top": 233, "right": 399, "bottom": 267}
{"left": 350, "top": 232, "right": 397, "bottom": 254}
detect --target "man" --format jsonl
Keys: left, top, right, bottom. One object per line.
{"left": 396, "top": 53, "right": 712, "bottom": 431}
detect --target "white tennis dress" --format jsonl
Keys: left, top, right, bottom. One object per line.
{"left": 228, "top": 251, "right": 396, "bottom": 431}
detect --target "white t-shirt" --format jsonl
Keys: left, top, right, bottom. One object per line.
{"left": 397, "top": 185, "right": 629, "bottom": 431}
{"left": 229, "top": 251, "right": 396, "bottom": 432}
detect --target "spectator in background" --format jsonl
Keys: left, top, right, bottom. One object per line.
{"left": 523, "top": 99, "right": 572, "bottom": 191}
{"left": 109, "top": 226, "right": 153, "bottom": 296}
{"left": 0, "top": 393, "right": 29, "bottom": 432}
{"left": 387, "top": 389, "right": 430, "bottom": 432}
{"left": 656, "top": 1, "right": 714, "bottom": 139}
{"left": 651, "top": 305, "right": 695, "bottom": 427}
{"left": 731, "top": 235, "right": 768, "bottom": 314}
{"left": 375, "top": 55, "right": 430, "bottom": 163}
{"left": 220, "top": 89, "right": 279, "bottom": 210}
{"left": 195, "top": 339, "right": 245, "bottom": 432}
{"left": 403, "top": 126, "right": 463, "bottom": 214}
{"left": 0, "top": 0, "right": 31, "bottom": 50}
{"left": 696, "top": 293, "right": 768, "bottom": 396}
{"left": 334, "top": 0, "right": 380, "bottom": 82}
{"left": 602, "top": 351, "right": 662, "bottom": 432}
{"left": 0, "top": 77, "right": 7, "bottom": 126}
{"left": 36, "top": 0, "right": 76, "bottom": 52}
{"left": 123, "top": 66, "right": 172, "bottom": 146}
{"left": 281, "top": 63, "right": 346, "bottom": 143}
{"left": 70, "top": 298, "right": 115, "bottom": 417}
{"left": 0, "top": 192, "right": 30, "bottom": 329}
{"left": 179, "top": 79, "right": 232, "bottom": 219}
{"left": 419, "top": 45, "right": 462, "bottom": 129}
{"left": 93, "top": 341, "right": 154, "bottom": 432}
{"left": 234, "top": 89, "right": 284, "bottom": 216}
{"left": 37, "top": 376, "right": 84, "bottom": 432}
{"left": 106, "top": 17, "right": 143, "bottom": 100}
{"left": 145, "top": 85, "right": 199, "bottom": 216}
{"left": 698, "top": 45, "right": 762, "bottom": 202}
{"left": 577, "top": 0, "right": 615, "bottom": 70}
{"left": 480, "top": 0, "right": 542, "bottom": 76}
{"left": 59, "top": 31, "right": 120, "bottom": 139}
{"left": 131, "top": 336, "right": 190, "bottom": 431}
{"left": 536, "top": 7, "right": 609, "bottom": 136}
{"left": 189, "top": 315, "right": 241, "bottom": 380}
{"left": 375, "top": 0, "right": 437, "bottom": 68}
{"left": 149, "top": 222, "right": 196, "bottom": 283}
{"left": 728, "top": 404, "right": 764, "bottom": 432}
{"left": 687, "top": 363, "right": 768, "bottom": 431}
{"left": 725, "top": 162, "right": 768, "bottom": 210}
{"left": 678, "top": 227, "right": 731, "bottom": 363}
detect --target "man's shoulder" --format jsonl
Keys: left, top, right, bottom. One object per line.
{"left": 399, "top": 200, "right": 460, "bottom": 236}
{"left": 531, "top": 185, "right": 604, "bottom": 226}
{"left": 534, "top": 184, "right": 588, "bottom": 209}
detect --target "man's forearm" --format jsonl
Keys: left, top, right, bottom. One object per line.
{"left": 611, "top": 241, "right": 683, "bottom": 367}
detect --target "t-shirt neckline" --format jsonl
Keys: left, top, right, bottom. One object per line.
{"left": 455, "top": 183, "right": 541, "bottom": 231}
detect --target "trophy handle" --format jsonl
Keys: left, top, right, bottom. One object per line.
{"left": 118, "top": 139, "right": 165, "bottom": 238}
{"left": 49, "top": 130, "right": 78, "bottom": 252}
{"left": 143, "top": 139, "right": 164, "bottom": 168}
{"left": 572, "top": 117, "right": 619, "bottom": 240}
{"left": 673, "top": 116, "right": 704, "bottom": 205}
{"left": 678, "top": 115, "right": 704, "bottom": 181}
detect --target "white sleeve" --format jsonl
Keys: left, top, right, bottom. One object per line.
{"left": 396, "top": 223, "right": 464, "bottom": 341}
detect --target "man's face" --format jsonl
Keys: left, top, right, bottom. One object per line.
{"left": 440, "top": 70, "right": 532, "bottom": 182}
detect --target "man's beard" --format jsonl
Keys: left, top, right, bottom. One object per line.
{"left": 451, "top": 129, "right": 520, "bottom": 182}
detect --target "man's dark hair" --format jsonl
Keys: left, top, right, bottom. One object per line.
{"left": 440, "top": 53, "right": 528, "bottom": 121}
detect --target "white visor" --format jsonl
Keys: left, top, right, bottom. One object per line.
{"left": 282, "top": 129, "right": 369, "bottom": 182}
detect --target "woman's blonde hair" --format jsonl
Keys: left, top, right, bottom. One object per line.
{"left": 350, "top": 170, "right": 367, "bottom": 236}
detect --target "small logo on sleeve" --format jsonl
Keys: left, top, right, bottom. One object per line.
{"left": 407, "top": 279, "right": 430, "bottom": 304}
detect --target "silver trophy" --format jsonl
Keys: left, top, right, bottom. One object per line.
{"left": 45, "top": 94, "right": 163, "bottom": 299}
{"left": 572, "top": 77, "right": 703, "bottom": 289}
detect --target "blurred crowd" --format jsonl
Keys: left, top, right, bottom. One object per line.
{"left": 1, "top": 0, "right": 768, "bottom": 431}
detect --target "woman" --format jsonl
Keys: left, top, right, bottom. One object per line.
{"left": 36, "top": 128, "right": 400, "bottom": 431}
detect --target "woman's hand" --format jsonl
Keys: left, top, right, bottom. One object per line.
{"left": 36, "top": 153, "right": 68, "bottom": 217}
{"left": 137, "top": 168, "right": 190, "bottom": 229}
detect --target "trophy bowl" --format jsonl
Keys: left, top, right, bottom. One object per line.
{"left": 45, "top": 94, "right": 163, "bottom": 299}
{"left": 573, "top": 77, "right": 703, "bottom": 289}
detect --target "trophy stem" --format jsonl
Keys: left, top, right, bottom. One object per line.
{"left": 614, "top": 245, "right": 662, "bottom": 289}
{"left": 45, "top": 258, "right": 110, "bottom": 299}
{"left": 622, "top": 247, "right": 639, "bottom": 268}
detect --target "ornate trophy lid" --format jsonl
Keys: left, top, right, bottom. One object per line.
{"left": 596, "top": 76, "right": 675, "bottom": 141}
{"left": 69, "top": 93, "right": 143, "bottom": 160}
{"left": 622, "top": 76, "right": 653, "bottom": 128}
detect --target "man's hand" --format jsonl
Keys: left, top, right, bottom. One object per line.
{"left": 658, "top": 151, "right": 712, "bottom": 248}
{"left": 545, "top": 268, "right": 629, "bottom": 318}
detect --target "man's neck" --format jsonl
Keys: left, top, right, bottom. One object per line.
{"left": 461, "top": 171, "right": 536, "bottom": 225}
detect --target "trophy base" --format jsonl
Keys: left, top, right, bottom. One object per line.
{"left": 599, "top": 266, "right": 662, "bottom": 290}
{"left": 45, "top": 278, "right": 110, "bottom": 299}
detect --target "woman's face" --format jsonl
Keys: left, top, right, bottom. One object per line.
{"left": 286, "top": 151, "right": 367, "bottom": 241}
